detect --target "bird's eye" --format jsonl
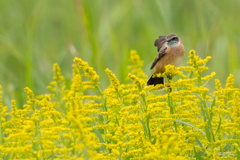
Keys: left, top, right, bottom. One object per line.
{"left": 172, "top": 37, "right": 178, "bottom": 41}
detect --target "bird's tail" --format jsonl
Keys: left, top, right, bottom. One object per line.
{"left": 147, "top": 74, "right": 164, "bottom": 86}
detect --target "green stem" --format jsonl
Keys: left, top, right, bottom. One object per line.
{"left": 168, "top": 93, "right": 174, "bottom": 114}
{"left": 168, "top": 93, "right": 178, "bottom": 132}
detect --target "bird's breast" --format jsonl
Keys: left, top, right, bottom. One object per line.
{"left": 154, "top": 44, "right": 185, "bottom": 73}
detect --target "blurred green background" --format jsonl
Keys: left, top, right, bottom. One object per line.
{"left": 1, "top": 0, "right": 240, "bottom": 107}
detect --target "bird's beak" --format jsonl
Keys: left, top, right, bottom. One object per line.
{"left": 166, "top": 39, "right": 170, "bottom": 42}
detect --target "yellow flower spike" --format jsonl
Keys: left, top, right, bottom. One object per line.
{"left": 144, "top": 83, "right": 164, "bottom": 91}
{"left": 188, "top": 50, "right": 197, "bottom": 66}
{"left": 0, "top": 86, "right": 8, "bottom": 118}
{"left": 128, "top": 73, "right": 145, "bottom": 90}
{"left": 47, "top": 63, "right": 66, "bottom": 96}
{"left": 196, "top": 56, "right": 211, "bottom": 66}
{"left": 69, "top": 74, "right": 81, "bottom": 96}
{"left": 24, "top": 87, "right": 37, "bottom": 111}
{"left": 232, "top": 91, "right": 240, "bottom": 123}
{"left": 74, "top": 57, "right": 99, "bottom": 84}
{"left": 11, "top": 100, "right": 17, "bottom": 119}
{"left": 187, "top": 50, "right": 211, "bottom": 81}
{"left": 139, "top": 90, "right": 146, "bottom": 97}
{"left": 129, "top": 50, "right": 140, "bottom": 63}
{"left": 202, "top": 72, "right": 216, "bottom": 81}
{"left": 53, "top": 63, "right": 65, "bottom": 82}
{"left": 215, "top": 79, "right": 222, "bottom": 91}
{"left": 163, "top": 64, "right": 187, "bottom": 79}
{"left": 198, "top": 86, "right": 209, "bottom": 94}
{"left": 66, "top": 64, "right": 83, "bottom": 97}
{"left": 31, "top": 110, "right": 40, "bottom": 124}
{"left": 128, "top": 50, "right": 147, "bottom": 80}
{"left": 213, "top": 147, "right": 221, "bottom": 160}
{"left": 151, "top": 72, "right": 162, "bottom": 79}
{"left": 105, "top": 68, "right": 120, "bottom": 90}
{"left": 72, "top": 64, "right": 80, "bottom": 77}
{"left": 178, "top": 66, "right": 195, "bottom": 72}
{"left": 226, "top": 74, "right": 234, "bottom": 88}
{"left": 46, "top": 85, "right": 56, "bottom": 92}
{"left": 198, "top": 66, "right": 208, "bottom": 73}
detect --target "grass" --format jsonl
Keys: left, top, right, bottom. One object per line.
{"left": 0, "top": 0, "right": 240, "bottom": 107}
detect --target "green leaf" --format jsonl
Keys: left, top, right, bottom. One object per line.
{"left": 115, "top": 117, "right": 119, "bottom": 126}
{"left": 146, "top": 116, "right": 151, "bottom": 139}
{"left": 236, "top": 149, "right": 240, "bottom": 158}
{"left": 205, "top": 126, "right": 211, "bottom": 142}
{"left": 195, "top": 137, "right": 206, "bottom": 153}
{"left": 60, "top": 131, "right": 64, "bottom": 141}
{"left": 189, "top": 71, "right": 194, "bottom": 79}
{"left": 152, "top": 138, "right": 156, "bottom": 145}
{"left": 194, "top": 94, "right": 204, "bottom": 105}
{"left": 105, "top": 119, "right": 111, "bottom": 124}
{"left": 155, "top": 115, "right": 167, "bottom": 118}
{"left": 174, "top": 119, "right": 206, "bottom": 135}
{"left": 211, "top": 97, "right": 216, "bottom": 109}
{"left": 3, "top": 152, "right": 11, "bottom": 160}
{"left": 139, "top": 118, "right": 147, "bottom": 137}
{"left": 223, "top": 143, "right": 232, "bottom": 151}
{"left": 174, "top": 121, "right": 178, "bottom": 133}
{"left": 93, "top": 129, "right": 106, "bottom": 152}
{"left": 98, "top": 114, "right": 104, "bottom": 122}
{"left": 194, "top": 147, "right": 204, "bottom": 160}
{"left": 167, "top": 93, "right": 174, "bottom": 114}
{"left": 209, "top": 112, "right": 213, "bottom": 124}
{"left": 200, "top": 105, "right": 206, "bottom": 120}
{"left": 211, "top": 130, "right": 215, "bottom": 142}
{"left": 112, "top": 108, "right": 120, "bottom": 116}
{"left": 93, "top": 129, "right": 105, "bottom": 143}
{"left": 215, "top": 116, "right": 221, "bottom": 136}
{"left": 103, "top": 97, "right": 108, "bottom": 112}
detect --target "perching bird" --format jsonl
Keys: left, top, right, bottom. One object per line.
{"left": 147, "top": 33, "right": 185, "bottom": 86}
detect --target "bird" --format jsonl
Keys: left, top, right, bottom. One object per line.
{"left": 147, "top": 33, "right": 185, "bottom": 86}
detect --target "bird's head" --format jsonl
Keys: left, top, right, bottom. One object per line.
{"left": 166, "top": 34, "right": 180, "bottom": 48}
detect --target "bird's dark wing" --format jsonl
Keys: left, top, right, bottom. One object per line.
{"left": 154, "top": 36, "right": 166, "bottom": 52}
{"left": 150, "top": 47, "right": 167, "bottom": 69}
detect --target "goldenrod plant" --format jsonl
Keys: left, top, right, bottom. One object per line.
{"left": 0, "top": 50, "right": 239, "bottom": 159}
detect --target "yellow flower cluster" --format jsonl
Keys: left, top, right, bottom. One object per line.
{"left": 128, "top": 50, "right": 147, "bottom": 81}
{"left": 153, "top": 64, "right": 187, "bottom": 79}
{"left": 105, "top": 68, "right": 120, "bottom": 90}
{"left": 74, "top": 57, "right": 99, "bottom": 84}
{"left": 0, "top": 50, "right": 239, "bottom": 159}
